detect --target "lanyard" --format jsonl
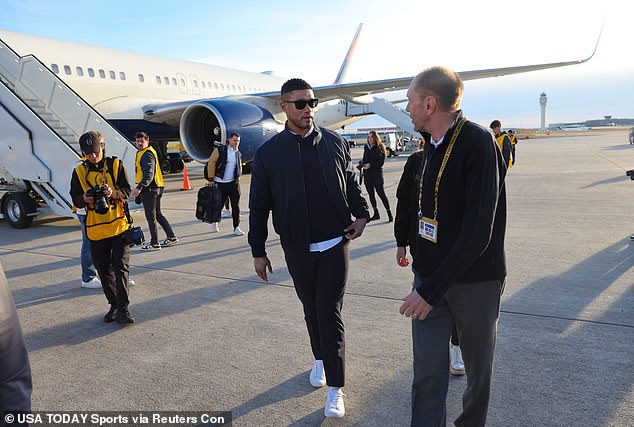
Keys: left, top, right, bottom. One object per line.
{"left": 418, "top": 118, "right": 466, "bottom": 220}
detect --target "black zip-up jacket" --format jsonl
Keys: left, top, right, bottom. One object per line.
{"left": 248, "top": 125, "right": 370, "bottom": 257}
{"left": 414, "top": 112, "right": 507, "bottom": 306}
{"left": 394, "top": 150, "right": 423, "bottom": 251}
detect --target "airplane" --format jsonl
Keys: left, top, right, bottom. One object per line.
{"left": 0, "top": 24, "right": 600, "bottom": 169}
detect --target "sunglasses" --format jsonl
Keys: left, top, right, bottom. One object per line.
{"left": 285, "top": 98, "right": 319, "bottom": 109}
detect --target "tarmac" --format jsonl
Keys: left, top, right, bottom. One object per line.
{"left": 0, "top": 129, "right": 632, "bottom": 426}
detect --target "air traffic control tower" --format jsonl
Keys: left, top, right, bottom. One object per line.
{"left": 539, "top": 92, "right": 547, "bottom": 130}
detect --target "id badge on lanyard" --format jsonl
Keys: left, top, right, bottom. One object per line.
{"left": 417, "top": 118, "right": 466, "bottom": 244}
{"left": 419, "top": 216, "right": 438, "bottom": 243}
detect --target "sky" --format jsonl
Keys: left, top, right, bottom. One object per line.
{"left": 1, "top": 0, "right": 632, "bottom": 129}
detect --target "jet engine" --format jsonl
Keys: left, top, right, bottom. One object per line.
{"left": 179, "top": 99, "right": 281, "bottom": 164}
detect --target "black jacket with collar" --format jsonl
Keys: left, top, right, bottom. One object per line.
{"left": 362, "top": 143, "right": 386, "bottom": 178}
{"left": 248, "top": 125, "right": 370, "bottom": 257}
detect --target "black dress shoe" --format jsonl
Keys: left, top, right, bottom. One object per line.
{"left": 370, "top": 212, "right": 380, "bottom": 222}
{"left": 104, "top": 306, "right": 117, "bottom": 323}
{"left": 117, "top": 309, "right": 135, "bottom": 325}
{"left": 387, "top": 210, "right": 394, "bottom": 222}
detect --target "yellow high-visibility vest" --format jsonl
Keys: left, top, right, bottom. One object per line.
{"left": 74, "top": 158, "right": 129, "bottom": 241}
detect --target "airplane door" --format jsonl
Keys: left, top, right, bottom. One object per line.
{"left": 176, "top": 72, "right": 188, "bottom": 94}
{"left": 190, "top": 74, "right": 201, "bottom": 95}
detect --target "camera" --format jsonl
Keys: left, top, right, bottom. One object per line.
{"left": 86, "top": 185, "right": 110, "bottom": 214}
{"left": 627, "top": 170, "right": 634, "bottom": 181}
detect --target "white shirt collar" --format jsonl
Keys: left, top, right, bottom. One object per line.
{"left": 430, "top": 117, "right": 459, "bottom": 148}
{"left": 289, "top": 125, "right": 315, "bottom": 139}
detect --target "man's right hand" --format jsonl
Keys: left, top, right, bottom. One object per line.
{"left": 254, "top": 256, "right": 272, "bottom": 282}
{"left": 396, "top": 246, "right": 410, "bottom": 267}
{"left": 207, "top": 181, "right": 215, "bottom": 188}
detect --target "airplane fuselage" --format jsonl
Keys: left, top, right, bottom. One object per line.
{"left": 0, "top": 30, "right": 360, "bottom": 145}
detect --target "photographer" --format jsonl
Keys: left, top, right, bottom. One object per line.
{"left": 69, "top": 131, "right": 135, "bottom": 325}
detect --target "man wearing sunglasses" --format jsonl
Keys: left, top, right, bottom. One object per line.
{"left": 248, "top": 78, "right": 370, "bottom": 419}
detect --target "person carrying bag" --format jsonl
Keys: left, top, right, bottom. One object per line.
{"left": 69, "top": 131, "right": 135, "bottom": 325}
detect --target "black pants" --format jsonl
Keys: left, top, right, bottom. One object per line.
{"left": 214, "top": 180, "right": 241, "bottom": 229}
{"left": 90, "top": 233, "right": 130, "bottom": 310}
{"left": 141, "top": 187, "right": 175, "bottom": 245}
{"left": 364, "top": 173, "right": 390, "bottom": 213}
{"left": 284, "top": 239, "right": 349, "bottom": 387}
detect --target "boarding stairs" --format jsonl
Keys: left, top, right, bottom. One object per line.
{"left": 345, "top": 96, "right": 416, "bottom": 137}
{"left": 364, "top": 97, "right": 417, "bottom": 137}
{"left": 0, "top": 36, "right": 136, "bottom": 228}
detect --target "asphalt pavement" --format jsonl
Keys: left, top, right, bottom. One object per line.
{"left": 0, "top": 129, "right": 632, "bottom": 426}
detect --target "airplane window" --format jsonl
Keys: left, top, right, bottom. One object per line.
{"left": 193, "top": 80, "right": 198, "bottom": 88}
{"left": 214, "top": 83, "right": 218, "bottom": 90}
{"left": 120, "top": 72, "right": 126, "bottom": 81}
{"left": 138, "top": 74, "right": 144, "bottom": 83}
{"left": 99, "top": 69, "right": 105, "bottom": 79}
{"left": 51, "top": 64, "right": 59, "bottom": 74}
{"left": 156, "top": 76, "right": 161, "bottom": 84}
{"left": 171, "top": 78, "right": 177, "bottom": 86}
{"left": 201, "top": 81, "right": 206, "bottom": 89}
{"left": 164, "top": 77, "right": 169, "bottom": 85}
{"left": 64, "top": 65, "right": 71, "bottom": 75}
{"left": 76, "top": 67, "right": 83, "bottom": 77}
{"left": 180, "top": 78, "right": 186, "bottom": 87}
{"left": 231, "top": 84, "right": 236, "bottom": 91}
{"left": 109, "top": 70, "right": 116, "bottom": 80}
{"left": 88, "top": 68, "right": 95, "bottom": 77}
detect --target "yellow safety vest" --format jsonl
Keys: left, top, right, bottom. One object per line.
{"left": 74, "top": 158, "right": 129, "bottom": 241}
{"left": 495, "top": 134, "right": 513, "bottom": 168}
{"left": 135, "top": 146, "right": 164, "bottom": 188}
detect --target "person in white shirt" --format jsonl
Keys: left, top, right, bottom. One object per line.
{"left": 205, "top": 133, "right": 244, "bottom": 235}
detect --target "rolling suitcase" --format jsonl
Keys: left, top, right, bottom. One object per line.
{"left": 195, "top": 186, "right": 215, "bottom": 223}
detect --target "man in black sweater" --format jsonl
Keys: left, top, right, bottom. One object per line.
{"left": 399, "top": 67, "right": 507, "bottom": 427}
{"left": 248, "top": 78, "right": 369, "bottom": 419}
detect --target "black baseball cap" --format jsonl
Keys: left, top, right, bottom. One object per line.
{"left": 79, "top": 131, "right": 103, "bottom": 154}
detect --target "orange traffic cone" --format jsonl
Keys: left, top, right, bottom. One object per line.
{"left": 181, "top": 164, "right": 192, "bottom": 191}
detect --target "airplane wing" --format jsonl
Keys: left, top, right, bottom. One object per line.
{"left": 311, "top": 56, "right": 596, "bottom": 104}
{"left": 146, "top": 20, "right": 601, "bottom": 125}
{"left": 144, "top": 54, "right": 596, "bottom": 125}
{"left": 312, "top": 23, "right": 601, "bottom": 104}
{"left": 143, "top": 52, "right": 594, "bottom": 126}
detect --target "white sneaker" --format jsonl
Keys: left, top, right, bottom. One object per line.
{"left": 221, "top": 209, "right": 232, "bottom": 218}
{"left": 81, "top": 277, "right": 101, "bottom": 289}
{"left": 324, "top": 387, "right": 345, "bottom": 418}
{"left": 450, "top": 343, "right": 465, "bottom": 376}
{"left": 128, "top": 279, "right": 136, "bottom": 287}
{"left": 210, "top": 222, "right": 219, "bottom": 233}
{"left": 233, "top": 226, "right": 245, "bottom": 236}
{"left": 309, "top": 360, "right": 326, "bottom": 388}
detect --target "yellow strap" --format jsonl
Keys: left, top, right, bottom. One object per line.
{"left": 418, "top": 118, "right": 466, "bottom": 220}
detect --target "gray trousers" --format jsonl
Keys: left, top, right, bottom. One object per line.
{"left": 411, "top": 276, "right": 504, "bottom": 427}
